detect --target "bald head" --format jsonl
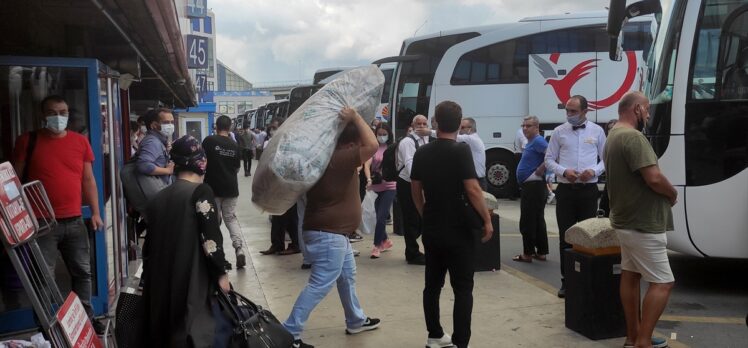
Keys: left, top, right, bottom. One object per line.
{"left": 618, "top": 91, "right": 648, "bottom": 115}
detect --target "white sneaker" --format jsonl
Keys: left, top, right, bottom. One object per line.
{"left": 546, "top": 192, "right": 556, "bottom": 204}
{"left": 426, "top": 334, "right": 454, "bottom": 348}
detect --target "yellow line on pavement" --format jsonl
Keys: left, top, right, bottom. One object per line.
{"left": 502, "top": 233, "right": 559, "bottom": 238}
{"left": 660, "top": 315, "right": 745, "bottom": 325}
{"left": 500, "top": 263, "right": 559, "bottom": 296}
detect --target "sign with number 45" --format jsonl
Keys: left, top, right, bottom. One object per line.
{"left": 187, "top": 35, "right": 209, "bottom": 69}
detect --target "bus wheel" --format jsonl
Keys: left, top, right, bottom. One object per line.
{"left": 486, "top": 150, "right": 519, "bottom": 199}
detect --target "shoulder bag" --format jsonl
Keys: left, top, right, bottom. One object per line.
{"left": 215, "top": 289, "right": 294, "bottom": 348}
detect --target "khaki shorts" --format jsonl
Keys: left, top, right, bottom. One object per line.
{"left": 616, "top": 229, "right": 675, "bottom": 283}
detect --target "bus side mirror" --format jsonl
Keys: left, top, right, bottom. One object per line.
{"left": 607, "top": 0, "right": 628, "bottom": 61}
{"left": 608, "top": 0, "right": 662, "bottom": 61}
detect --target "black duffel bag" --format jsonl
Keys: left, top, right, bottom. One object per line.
{"left": 215, "top": 289, "right": 294, "bottom": 348}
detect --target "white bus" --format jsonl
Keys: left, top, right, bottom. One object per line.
{"left": 608, "top": 0, "right": 748, "bottom": 259}
{"left": 378, "top": 12, "right": 652, "bottom": 198}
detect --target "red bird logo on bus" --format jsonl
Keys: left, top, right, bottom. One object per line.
{"left": 532, "top": 51, "right": 638, "bottom": 110}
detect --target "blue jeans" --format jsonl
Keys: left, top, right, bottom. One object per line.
{"left": 373, "top": 190, "right": 396, "bottom": 246}
{"left": 283, "top": 231, "right": 367, "bottom": 339}
{"left": 37, "top": 217, "right": 94, "bottom": 317}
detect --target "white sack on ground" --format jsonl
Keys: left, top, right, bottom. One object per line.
{"left": 252, "top": 65, "right": 384, "bottom": 214}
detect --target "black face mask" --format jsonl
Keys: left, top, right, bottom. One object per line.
{"left": 635, "top": 106, "right": 646, "bottom": 132}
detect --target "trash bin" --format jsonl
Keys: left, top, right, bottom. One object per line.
{"left": 474, "top": 212, "right": 500, "bottom": 272}
{"left": 564, "top": 248, "right": 626, "bottom": 340}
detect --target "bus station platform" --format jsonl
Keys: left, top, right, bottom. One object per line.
{"left": 217, "top": 170, "right": 661, "bottom": 348}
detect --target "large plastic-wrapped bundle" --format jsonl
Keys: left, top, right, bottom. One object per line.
{"left": 252, "top": 65, "right": 384, "bottom": 214}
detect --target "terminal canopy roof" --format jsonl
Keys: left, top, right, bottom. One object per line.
{"left": 0, "top": 0, "right": 196, "bottom": 108}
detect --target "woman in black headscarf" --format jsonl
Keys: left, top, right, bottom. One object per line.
{"left": 141, "top": 135, "right": 231, "bottom": 347}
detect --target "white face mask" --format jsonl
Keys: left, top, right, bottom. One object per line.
{"left": 45, "top": 115, "right": 68, "bottom": 133}
{"left": 139, "top": 125, "right": 147, "bottom": 133}
{"left": 377, "top": 135, "right": 388, "bottom": 144}
{"left": 160, "top": 124, "right": 175, "bottom": 138}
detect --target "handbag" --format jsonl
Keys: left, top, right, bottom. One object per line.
{"left": 460, "top": 192, "right": 484, "bottom": 233}
{"left": 114, "top": 290, "right": 145, "bottom": 348}
{"left": 215, "top": 289, "right": 294, "bottom": 348}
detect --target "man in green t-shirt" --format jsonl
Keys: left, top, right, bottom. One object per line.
{"left": 604, "top": 91, "right": 678, "bottom": 348}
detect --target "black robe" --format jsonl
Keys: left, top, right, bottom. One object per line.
{"left": 141, "top": 179, "right": 227, "bottom": 347}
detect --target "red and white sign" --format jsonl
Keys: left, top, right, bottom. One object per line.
{"left": 0, "top": 162, "right": 35, "bottom": 245}
{"left": 56, "top": 292, "right": 103, "bottom": 348}
{"left": 528, "top": 51, "right": 646, "bottom": 122}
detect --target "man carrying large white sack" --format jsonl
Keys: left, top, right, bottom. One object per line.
{"left": 282, "top": 107, "right": 381, "bottom": 347}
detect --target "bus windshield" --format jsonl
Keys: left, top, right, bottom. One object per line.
{"left": 394, "top": 32, "right": 480, "bottom": 135}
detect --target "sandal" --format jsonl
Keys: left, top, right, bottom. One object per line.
{"left": 533, "top": 254, "right": 547, "bottom": 261}
{"left": 512, "top": 254, "right": 533, "bottom": 263}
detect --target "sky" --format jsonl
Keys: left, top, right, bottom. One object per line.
{"left": 210, "top": 0, "right": 609, "bottom": 86}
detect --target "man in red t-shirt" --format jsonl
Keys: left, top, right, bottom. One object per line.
{"left": 12, "top": 95, "right": 104, "bottom": 332}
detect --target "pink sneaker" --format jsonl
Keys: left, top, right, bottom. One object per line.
{"left": 370, "top": 246, "right": 381, "bottom": 259}
{"left": 379, "top": 239, "right": 393, "bottom": 252}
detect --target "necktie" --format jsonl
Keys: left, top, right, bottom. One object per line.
{"left": 572, "top": 124, "right": 586, "bottom": 131}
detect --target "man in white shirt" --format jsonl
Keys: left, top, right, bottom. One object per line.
{"left": 544, "top": 95, "right": 606, "bottom": 298}
{"left": 396, "top": 114, "right": 431, "bottom": 265}
{"left": 458, "top": 117, "right": 487, "bottom": 190}
{"left": 514, "top": 127, "right": 528, "bottom": 153}
{"left": 253, "top": 128, "right": 267, "bottom": 160}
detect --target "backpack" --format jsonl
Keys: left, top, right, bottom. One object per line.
{"left": 381, "top": 134, "right": 419, "bottom": 182}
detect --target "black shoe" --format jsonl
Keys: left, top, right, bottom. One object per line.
{"left": 406, "top": 255, "right": 426, "bottom": 265}
{"left": 301, "top": 263, "right": 312, "bottom": 270}
{"left": 91, "top": 319, "right": 107, "bottom": 335}
{"left": 224, "top": 260, "right": 233, "bottom": 270}
{"left": 557, "top": 287, "right": 565, "bottom": 298}
{"left": 260, "top": 246, "right": 281, "bottom": 255}
{"left": 349, "top": 232, "right": 364, "bottom": 242}
{"left": 345, "top": 317, "right": 381, "bottom": 334}
{"left": 292, "top": 339, "right": 314, "bottom": 348}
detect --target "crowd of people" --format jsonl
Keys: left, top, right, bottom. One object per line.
{"left": 10, "top": 90, "right": 677, "bottom": 348}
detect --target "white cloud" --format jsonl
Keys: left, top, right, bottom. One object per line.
{"left": 212, "top": 0, "right": 606, "bottom": 84}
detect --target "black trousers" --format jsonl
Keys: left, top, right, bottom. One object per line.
{"left": 424, "top": 238, "right": 474, "bottom": 348}
{"left": 396, "top": 178, "right": 423, "bottom": 260}
{"left": 555, "top": 183, "right": 599, "bottom": 280}
{"left": 270, "top": 204, "right": 299, "bottom": 250}
{"left": 241, "top": 149, "right": 253, "bottom": 174}
{"left": 255, "top": 148, "right": 263, "bottom": 161}
{"left": 519, "top": 180, "right": 549, "bottom": 256}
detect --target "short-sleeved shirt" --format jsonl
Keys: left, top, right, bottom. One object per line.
{"left": 604, "top": 127, "right": 673, "bottom": 233}
{"left": 13, "top": 130, "right": 94, "bottom": 218}
{"left": 202, "top": 135, "right": 240, "bottom": 197}
{"left": 303, "top": 145, "right": 362, "bottom": 235}
{"left": 411, "top": 139, "right": 477, "bottom": 238}
{"left": 516, "top": 135, "right": 548, "bottom": 183}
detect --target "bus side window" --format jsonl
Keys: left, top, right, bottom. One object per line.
{"left": 719, "top": 9, "right": 748, "bottom": 100}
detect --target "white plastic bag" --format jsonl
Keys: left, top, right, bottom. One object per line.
{"left": 359, "top": 190, "right": 378, "bottom": 235}
{"left": 252, "top": 65, "right": 385, "bottom": 214}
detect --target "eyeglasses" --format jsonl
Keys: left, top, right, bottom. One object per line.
{"left": 521, "top": 124, "right": 537, "bottom": 128}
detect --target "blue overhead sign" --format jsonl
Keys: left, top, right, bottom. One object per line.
{"left": 186, "top": 35, "right": 209, "bottom": 69}
{"left": 187, "top": 0, "right": 207, "bottom": 18}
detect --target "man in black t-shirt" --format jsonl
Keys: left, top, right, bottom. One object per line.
{"left": 202, "top": 115, "right": 245, "bottom": 269}
{"left": 410, "top": 101, "right": 493, "bottom": 348}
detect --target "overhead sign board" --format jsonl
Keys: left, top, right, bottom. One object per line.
{"left": 0, "top": 162, "right": 35, "bottom": 246}
{"left": 187, "top": 0, "right": 208, "bottom": 18}
{"left": 186, "top": 35, "right": 209, "bottom": 69}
